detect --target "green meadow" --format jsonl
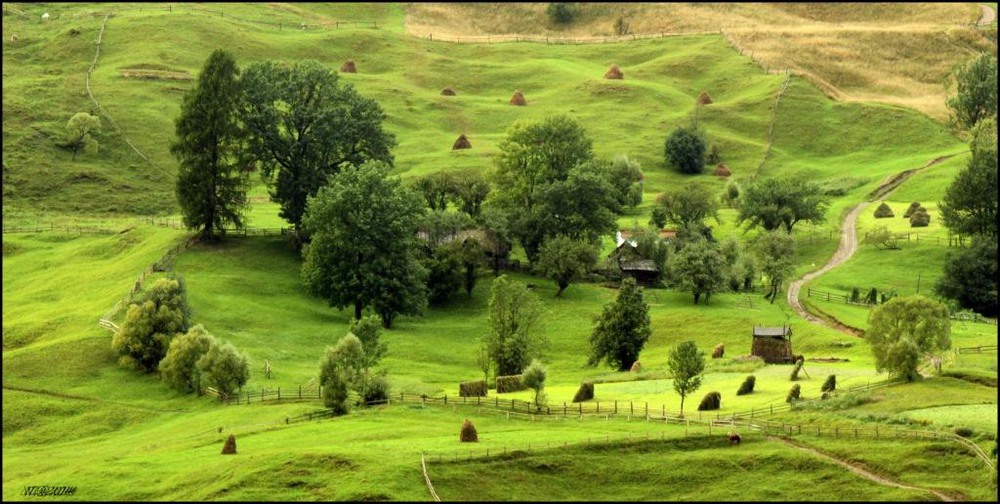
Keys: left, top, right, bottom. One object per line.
{"left": 2, "top": 3, "right": 995, "bottom": 501}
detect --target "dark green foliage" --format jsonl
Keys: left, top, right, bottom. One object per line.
{"left": 459, "top": 380, "right": 488, "bottom": 397}
{"left": 721, "top": 180, "right": 741, "bottom": 208}
{"left": 736, "top": 176, "right": 829, "bottom": 233}
{"left": 172, "top": 49, "right": 247, "bottom": 240}
{"left": 572, "top": 382, "right": 595, "bottom": 402}
{"left": 719, "top": 235, "right": 755, "bottom": 293}
{"left": 946, "top": 52, "right": 997, "bottom": 129}
{"left": 196, "top": 339, "right": 250, "bottom": 400}
{"left": 111, "top": 278, "right": 191, "bottom": 373}
{"left": 302, "top": 161, "right": 427, "bottom": 327}
{"left": 954, "top": 426, "right": 974, "bottom": 438}
{"left": 790, "top": 359, "right": 804, "bottom": 381}
{"left": 668, "top": 341, "right": 705, "bottom": 417}
{"left": 159, "top": 324, "right": 215, "bottom": 394}
{"left": 864, "top": 225, "right": 900, "bottom": 250}
{"left": 940, "top": 118, "right": 997, "bottom": 238}
{"left": 786, "top": 384, "right": 801, "bottom": 402}
{"left": 873, "top": 202, "right": 894, "bottom": 218}
{"left": 867, "top": 295, "right": 951, "bottom": 381}
{"left": 850, "top": 287, "right": 861, "bottom": 303}
{"left": 909, "top": 207, "right": 930, "bottom": 227}
{"left": 821, "top": 374, "right": 836, "bottom": 393}
{"left": 547, "top": 3, "right": 576, "bottom": 24}
{"left": 413, "top": 171, "right": 455, "bottom": 211}
{"left": 664, "top": 126, "right": 707, "bottom": 175}
{"left": 239, "top": 59, "right": 396, "bottom": 233}
{"left": 536, "top": 235, "right": 599, "bottom": 296}
{"left": 481, "top": 275, "right": 547, "bottom": 379}
{"left": 903, "top": 202, "right": 921, "bottom": 218}
{"left": 608, "top": 155, "right": 643, "bottom": 209}
{"left": 736, "top": 375, "right": 756, "bottom": 396}
{"left": 649, "top": 205, "right": 668, "bottom": 229}
{"left": 361, "top": 373, "right": 390, "bottom": 404}
{"left": 588, "top": 277, "right": 652, "bottom": 371}
{"left": 495, "top": 374, "right": 527, "bottom": 393}
{"left": 752, "top": 230, "right": 796, "bottom": 303}
{"left": 667, "top": 236, "right": 726, "bottom": 304}
{"left": 935, "top": 236, "right": 998, "bottom": 317}
{"left": 423, "top": 240, "right": 465, "bottom": 305}
{"left": 697, "top": 391, "right": 721, "bottom": 411}
{"left": 865, "top": 287, "right": 879, "bottom": 305}
{"left": 450, "top": 171, "right": 491, "bottom": 219}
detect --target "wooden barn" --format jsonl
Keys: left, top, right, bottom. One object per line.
{"left": 608, "top": 241, "right": 661, "bottom": 286}
{"left": 751, "top": 325, "right": 794, "bottom": 363}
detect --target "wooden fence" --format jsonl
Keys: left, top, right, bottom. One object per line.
{"left": 2, "top": 224, "right": 120, "bottom": 235}
{"left": 956, "top": 345, "right": 998, "bottom": 354}
{"left": 861, "top": 230, "right": 966, "bottom": 247}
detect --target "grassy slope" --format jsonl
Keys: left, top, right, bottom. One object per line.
{"left": 2, "top": 2, "right": 993, "bottom": 502}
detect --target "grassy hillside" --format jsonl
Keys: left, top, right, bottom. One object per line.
{"left": 2, "top": 3, "right": 994, "bottom": 502}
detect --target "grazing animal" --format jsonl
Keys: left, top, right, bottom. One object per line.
{"left": 727, "top": 431, "right": 742, "bottom": 445}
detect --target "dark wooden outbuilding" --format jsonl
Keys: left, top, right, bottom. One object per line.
{"left": 751, "top": 325, "right": 794, "bottom": 363}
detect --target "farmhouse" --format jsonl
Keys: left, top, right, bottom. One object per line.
{"left": 751, "top": 325, "right": 794, "bottom": 363}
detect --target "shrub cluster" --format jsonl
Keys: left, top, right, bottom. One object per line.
{"left": 495, "top": 374, "right": 527, "bottom": 393}
{"left": 736, "top": 375, "right": 756, "bottom": 396}
{"left": 459, "top": 380, "right": 488, "bottom": 397}
{"left": 697, "top": 391, "right": 722, "bottom": 411}
{"left": 572, "top": 382, "right": 594, "bottom": 403}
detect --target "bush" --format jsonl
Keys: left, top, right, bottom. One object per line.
{"left": 711, "top": 343, "right": 725, "bottom": 359}
{"left": 736, "top": 375, "right": 756, "bottom": 396}
{"left": 909, "top": 207, "right": 930, "bottom": 227}
{"left": 197, "top": 340, "right": 250, "bottom": 400}
{"left": 612, "top": 16, "right": 630, "bottom": 36}
{"left": 546, "top": 3, "right": 576, "bottom": 24}
{"left": 790, "top": 359, "right": 804, "bottom": 381}
{"left": 460, "top": 419, "right": 479, "bottom": 442}
{"left": 697, "top": 391, "right": 721, "bottom": 411}
{"left": 664, "top": 126, "right": 707, "bottom": 175}
{"left": 459, "top": 380, "right": 488, "bottom": 397}
{"left": 572, "top": 382, "right": 594, "bottom": 402}
{"left": 362, "top": 373, "right": 390, "bottom": 404}
{"left": 159, "top": 324, "right": 215, "bottom": 394}
{"left": 954, "top": 426, "right": 975, "bottom": 438}
{"left": 786, "top": 384, "right": 801, "bottom": 402}
{"left": 903, "top": 201, "right": 921, "bottom": 218}
{"left": 873, "top": 202, "right": 894, "bottom": 218}
{"left": 821, "top": 374, "right": 836, "bottom": 393}
{"left": 495, "top": 374, "right": 527, "bottom": 393}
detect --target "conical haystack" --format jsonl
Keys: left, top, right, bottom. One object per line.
{"left": 509, "top": 90, "right": 527, "bottom": 106}
{"left": 441, "top": 87, "right": 457, "bottom": 96}
{"left": 697, "top": 91, "right": 713, "bottom": 105}
{"left": 340, "top": 59, "right": 357, "bottom": 73}
{"left": 629, "top": 360, "right": 642, "bottom": 372}
{"left": 460, "top": 419, "right": 478, "bottom": 442}
{"left": 713, "top": 164, "right": 731, "bottom": 177}
{"left": 604, "top": 64, "right": 624, "bottom": 80}
{"left": 452, "top": 134, "right": 471, "bottom": 150}
{"left": 221, "top": 434, "right": 237, "bottom": 455}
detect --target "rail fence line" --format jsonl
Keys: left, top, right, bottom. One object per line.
{"left": 806, "top": 287, "right": 999, "bottom": 325}
{"left": 956, "top": 345, "right": 998, "bottom": 354}
{"left": 861, "top": 230, "right": 969, "bottom": 248}
{"left": 420, "top": 29, "right": 718, "bottom": 45}
{"left": 105, "top": 5, "right": 380, "bottom": 31}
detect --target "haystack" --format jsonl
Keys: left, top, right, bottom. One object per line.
{"left": 452, "top": 134, "right": 471, "bottom": 150}
{"left": 509, "top": 90, "right": 527, "bottom": 106}
{"left": 221, "top": 434, "right": 237, "bottom": 455}
{"left": 340, "top": 59, "right": 357, "bottom": 73}
{"left": 629, "top": 361, "right": 642, "bottom": 372}
{"left": 711, "top": 343, "right": 725, "bottom": 359}
{"left": 604, "top": 64, "right": 624, "bottom": 80}
{"left": 460, "top": 419, "right": 479, "bottom": 442}
{"left": 713, "top": 164, "right": 731, "bottom": 177}
{"left": 696, "top": 91, "right": 713, "bottom": 105}
{"left": 572, "top": 382, "right": 594, "bottom": 403}
{"left": 441, "top": 87, "right": 457, "bottom": 96}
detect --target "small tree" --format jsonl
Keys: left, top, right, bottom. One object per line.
{"left": 867, "top": 295, "right": 951, "bottom": 381}
{"left": 521, "top": 359, "right": 548, "bottom": 410}
{"left": 608, "top": 154, "right": 643, "bottom": 209}
{"left": 752, "top": 230, "right": 795, "bottom": 303}
{"left": 946, "top": 52, "right": 997, "bottom": 130}
{"left": 587, "top": 277, "right": 652, "bottom": 371}
{"left": 159, "top": 324, "right": 215, "bottom": 394}
{"left": 547, "top": 3, "right": 576, "bottom": 24}
{"left": 664, "top": 126, "right": 707, "bottom": 175}
{"left": 536, "top": 235, "right": 599, "bottom": 296}
{"left": 613, "top": 16, "right": 631, "bottom": 36}
{"left": 196, "top": 339, "right": 250, "bottom": 400}
{"left": 349, "top": 315, "right": 386, "bottom": 379}
{"left": 319, "top": 334, "right": 366, "bottom": 414}
{"left": 481, "top": 275, "right": 547, "bottom": 381}
{"left": 864, "top": 225, "right": 900, "bottom": 250}
{"left": 64, "top": 112, "right": 101, "bottom": 160}
{"left": 111, "top": 278, "right": 191, "bottom": 373}
{"left": 668, "top": 237, "right": 725, "bottom": 304}
{"left": 668, "top": 341, "right": 705, "bottom": 418}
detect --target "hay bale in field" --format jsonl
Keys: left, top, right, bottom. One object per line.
{"left": 495, "top": 374, "right": 526, "bottom": 393}
{"left": 604, "top": 64, "right": 624, "bottom": 79}
{"left": 697, "top": 391, "right": 721, "bottom": 411}
{"left": 340, "top": 59, "right": 357, "bottom": 73}
{"left": 903, "top": 201, "right": 921, "bottom": 218}
{"left": 712, "top": 343, "right": 725, "bottom": 359}
{"left": 909, "top": 207, "right": 930, "bottom": 227}
{"left": 697, "top": 91, "right": 713, "bottom": 105}
{"left": 629, "top": 361, "right": 642, "bottom": 372}
{"left": 509, "top": 89, "right": 527, "bottom": 106}
{"left": 459, "top": 379, "right": 487, "bottom": 397}
{"left": 460, "top": 419, "right": 479, "bottom": 442}
{"left": 713, "top": 164, "right": 731, "bottom": 177}
{"left": 572, "top": 382, "right": 594, "bottom": 403}
{"left": 873, "top": 202, "right": 894, "bottom": 218}
{"left": 221, "top": 434, "right": 237, "bottom": 455}
{"left": 441, "top": 87, "right": 457, "bottom": 96}
{"left": 452, "top": 134, "right": 472, "bottom": 150}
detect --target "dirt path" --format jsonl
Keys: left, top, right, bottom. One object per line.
{"left": 979, "top": 4, "right": 996, "bottom": 25}
{"left": 774, "top": 437, "right": 955, "bottom": 501}
{"left": 785, "top": 155, "right": 956, "bottom": 336}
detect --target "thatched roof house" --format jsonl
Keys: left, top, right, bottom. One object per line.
{"left": 751, "top": 325, "right": 794, "bottom": 364}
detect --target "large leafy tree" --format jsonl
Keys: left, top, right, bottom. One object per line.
{"left": 736, "top": 175, "right": 829, "bottom": 233}
{"left": 111, "top": 277, "right": 191, "bottom": 373}
{"left": 64, "top": 112, "right": 101, "bottom": 160}
{"left": 946, "top": 52, "right": 997, "bottom": 130}
{"left": 588, "top": 277, "right": 652, "bottom": 371}
{"left": 172, "top": 49, "right": 247, "bottom": 241}
{"left": 653, "top": 184, "right": 720, "bottom": 233}
{"left": 752, "top": 230, "right": 796, "bottom": 303}
{"left": 240, "top": 60, "right": 395, "bottom": 235}
{"left": 668, "top": 237, "right": 726, "bottom": 305}
{"left": 940, "top": 118, "right": 997, "bottom": 239}
{"left": 159, "top": 324, "right": 215, "bottom": 394}
{"left": 668, "top": 341, "right": 705, "bottom": 418}
{"left": 664, "top": 125, "right": 707, "bottom": 175}
{"left": 480, "top": 275, "right": 547, "bottom": 380}
{"left": 935, "top": 236, "right": 998, "bottom": 317}
{"left": 535, "top": 235, "right": 599, "bottom": 296}
{"left": 301, "top": 161, "right": 427, "bottom": 328}
{"left": 196, "top": 339, "right": 250, "bottom": 400}
{"left": 866, "top": 296, "right": 951, "bottom": 381}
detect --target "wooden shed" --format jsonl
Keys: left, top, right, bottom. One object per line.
{"left": 751, "top": 325, "right": 794, "bottom": 363}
